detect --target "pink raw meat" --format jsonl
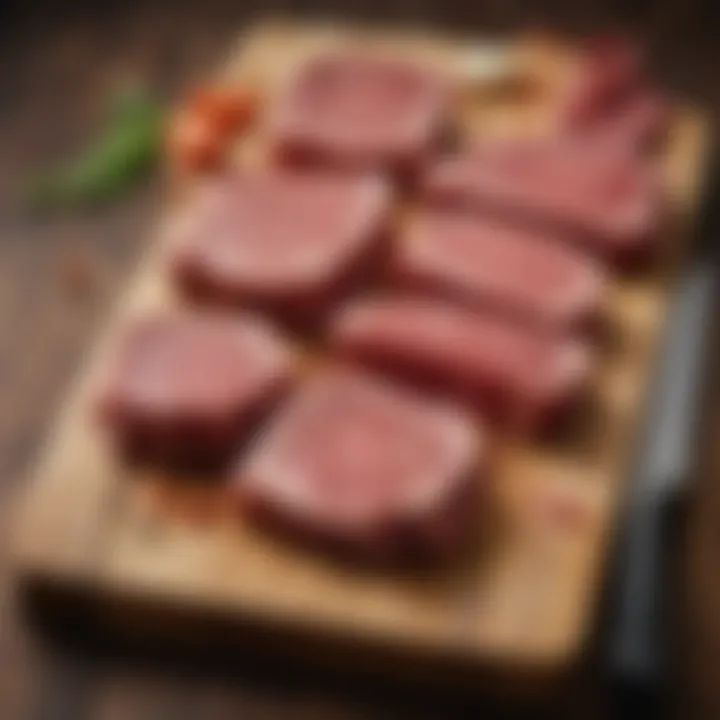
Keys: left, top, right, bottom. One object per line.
{"left": 393, "top": 210, "right": 606, "bottom": 333}
{"left": 423, "top": 139, "right": 661, "bottom": 264}
{"left": 170, "top": 169, "right": 391, "bottom": 325}
{"left": 235, "top": 368, "right": 482, "bottom": 559}
{"left": 97, "top": 311, "right": 296, "bottom": 466}
{"left": 560, "top": 35, "right": 643, "bottom": 129}
{"left": 268, "top": 53, "right": 449, "bottom": 175}
{"left": 558, "top": 35, "right": 668, "bottom": 151}
{"left": 572, "top": 89, "right": 669, "bottom": 153}
{"left": 330, "top": 297, "right": 591, "bottom": 433}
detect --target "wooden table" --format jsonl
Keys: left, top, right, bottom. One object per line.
{"left": 1, "top": 1, "right": 719, "bottom": 717}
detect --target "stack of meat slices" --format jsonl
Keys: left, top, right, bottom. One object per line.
{"left": 95, "top": 40, "right": 665, "bottom": 561}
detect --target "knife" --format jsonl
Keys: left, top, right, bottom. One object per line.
{"left": 607, "top": 185, "right": 719, "bottom": 711}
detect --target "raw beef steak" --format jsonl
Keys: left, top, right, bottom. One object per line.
{"left": 235, "top": 368, "right": 482, "bottom": 559}
{"left": 330, "top": 297, "right": 591, "bottom": 433}
{"left": 96, "top": 311, "right": 296, "bottom": 466}
{"left": 170, "top": 169, "right": 391, "bottom": 324}
{"left": 559, "top": 35, "right": 642, "bottom": 130}
{"left": 570, "top": 89, "right": 669, "bottom": 153}
{"left": 268, "top": 52, "right": 449, "bottom": 175}
{"left": 423, "top": 139, "right": 660, "bottom": 264}
{"left": 558, "top": 36, "right": 667, "bottom": 151}
{"left": 393, "top": 210, "right": 606, "bottom": 333}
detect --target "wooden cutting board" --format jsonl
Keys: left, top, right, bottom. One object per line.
{"left": 12, "top": 21, "right": 710, "bottom": 696}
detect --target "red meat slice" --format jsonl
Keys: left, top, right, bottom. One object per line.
{"left": 235, "top": 368, "right": 482, "bottom": 559}
{"left": 559, "top": 35, "right": 643, "bottom": 130}
{"left": 268, "top": 53, "right": 449, "bottom": 175}
{"left": 571, "top": 89, "right": 669, "bottom": 154}
{"left": 394, "top": 210, "right": 606, "bottom": 333}
{"left": 97, "top": 311, "right": 296, "bottom": 466}
{"left": 423, "top": 140, "right": 660, "bottom": 264}
{"left": 330, "top": 297, "right": 590, "bottom": 433}
{"left": 170, "top": 169, "right": 391, "bottom": 325}
{"left": 558, "top": 36, "right": 667, "bottom": 152}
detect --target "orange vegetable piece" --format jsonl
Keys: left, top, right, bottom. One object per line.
{"left": 167, "top": 111, "right": 224, "bottom": 172}
{"left": 188, "top": 86, "right": 256, "bottom": 137}
{"left": 166, "top": 85, "right": 256, "bottom": 173}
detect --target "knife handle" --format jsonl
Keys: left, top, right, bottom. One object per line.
{"left": 608, "top": 493, "right": 673, "bottom": 707}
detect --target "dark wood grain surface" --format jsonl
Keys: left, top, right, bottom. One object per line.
{"left": 1, "top": 1, "right": 719, "bottom": 718}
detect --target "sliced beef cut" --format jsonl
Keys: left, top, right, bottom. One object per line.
{"left": 170, "top": 169, "right": 391, "bottom": 325}
{"left": 330, "top": 297, "right": 590, "bottom": 433}
{"left": 573, "top": 89, "right": 669, "bottom": 154}
{"left": 97, "top": 311, "right": 296, "bottom": 466}
{"left": 268, "top": 52, "right": 449, "bottom": 175}
{"left": 558, "top": 36, "right": 667, "bottom": 152}
{"left": 559, "top": 35, "right": 643, "bottom": 130}
{"left": 235, "top": 367, "right": 482, "bottom": 559}
{"left": 423, "top": 140, "right": 660, "bottom": 264}
{"left": 394, "top": 210, "right": 606, "bottom": 333}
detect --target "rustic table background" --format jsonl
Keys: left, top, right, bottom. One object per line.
{"left": 1, "top": 1, "right": 719, "bottom": 717}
